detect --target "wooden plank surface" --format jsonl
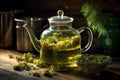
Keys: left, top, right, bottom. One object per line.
{"left": 0, "top": 49, "right": 120, "bottom": 80}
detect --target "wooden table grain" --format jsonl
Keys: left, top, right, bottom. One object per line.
{"left": 0, "top": 49, "right": 120, "bottom": 80}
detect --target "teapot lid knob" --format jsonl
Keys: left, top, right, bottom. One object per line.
{"left": 48, "top": 10, "right": 73, "bottom": 23}
{"left": 57, "top": 10, "right": 64, "bottom": 19}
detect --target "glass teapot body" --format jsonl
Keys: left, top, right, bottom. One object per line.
{"left": 39, "top": 10, "right": 93, "bottom": 71}
{"left": 40, "top": 24, "right": 81, "bottom": 68}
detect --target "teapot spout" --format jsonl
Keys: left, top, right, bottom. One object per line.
{"left": 23, "top": 23, "right": 40, "bottom": 52}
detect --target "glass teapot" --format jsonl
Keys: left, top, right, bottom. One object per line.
{"left": 20, "top": 10, "right": 93, "bottom": 71}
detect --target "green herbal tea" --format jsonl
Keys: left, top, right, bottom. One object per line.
{"left": 40, "top": 31, "right": 81, "bottom": 70}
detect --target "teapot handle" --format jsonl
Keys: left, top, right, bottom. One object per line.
{"left": 78, "top": 27, "right": 93, "bottom": 53}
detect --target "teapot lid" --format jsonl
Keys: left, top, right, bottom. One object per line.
{"left": 48, "top": 10, "right": 73, "bottom": 23}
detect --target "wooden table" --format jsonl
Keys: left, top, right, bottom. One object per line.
{"left": 0, "top": 49, "right": 120, "bottom": 80}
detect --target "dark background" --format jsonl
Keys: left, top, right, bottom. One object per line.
{"left": 0, "top": 0, "right": 119, "bottom": 27}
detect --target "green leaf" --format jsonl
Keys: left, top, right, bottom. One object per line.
{"left": 105, "top": 37, "right": 112, "bottom": 46}
{"left": 81, "top": 1, "right": 112, "bottom": 46}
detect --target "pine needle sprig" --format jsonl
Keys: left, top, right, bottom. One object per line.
{"left": 81, "top": 1, "right": 112, "bottom": 46}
